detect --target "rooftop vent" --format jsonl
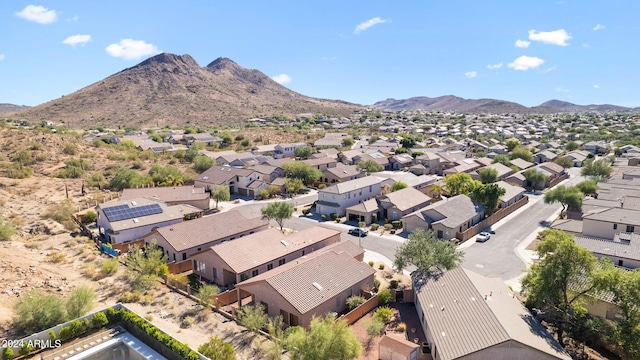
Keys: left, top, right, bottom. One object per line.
{"left": 132, "top": 218, "right": 139, "bottom": 223}
{"left": 131, "top": 201, "right": 137, "bottom": 206}
{"left": 312, "top": 282, "right": 323, "bottom": 291}
{"left": 280, "top": 240, "right": 289, "bottom": 247}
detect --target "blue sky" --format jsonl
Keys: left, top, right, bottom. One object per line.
{"left": 1, "top": 1, "right": 639, "bottom": 108}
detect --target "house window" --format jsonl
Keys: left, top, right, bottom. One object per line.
{"left": 369, "top": 185, "right": 372, "bottom": 192}
{"left": 194, "top": 260, "right": 205, "bottom": 273}
{"left": 267, "top": 263, "right": 273, "bottom": 270}
{"left": 252, "top": 269, "right": 259, "bottom": 277}
{"left": 280, "top": 310, "right": 290, "bottom": 325}
{"left": 437, "top": 230, "right": 443, "bottom": 238}
{"left": 290, "top": 314, "right": 299, "bottom": 326}
{"left": 279, "top": 258, "right": 286, "bottom": 266}
{"left": 240, "top": 273, "right": 248, "bottom": 281}
{"left": 213, "top": 268, "right": 218, "bottom": 280}
{"left": 618, "top": 260, "right": 624, "bottom": 267}
{"left": 182, "top": 253, "right": 187, "bottom": 261}
{"left": 613, "top": 224, "right": 618, "bottom": 230}
{"left": 302, "top": 250, "right": 305, "bottom": 256}
{"left": 336, "top": 296, "right": 341, "bottom": 309}
{"left": 627, "top": 225, "right": 635, "bottom": 233}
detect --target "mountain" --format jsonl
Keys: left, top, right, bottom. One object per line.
{"left": 8, "top": 53, "right": 362, "bottom": 127}
{"left": 0, "top": 103, "right": 30, "bottom": 115}
{"left": 372, "top": 96, "right": 635, "bottom": 113}
{"left": 371, "top": 96, "right": 532, "bottom": 113}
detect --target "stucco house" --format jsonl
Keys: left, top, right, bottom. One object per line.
{"left": 190, "top": 226, "right": 341, "bottom": 287}
{"left": 495, "top": 181, "right": 526, "bottom": 208}
{"left": 414, "top": 268, "right": 571, "bottom": 360}
{"left": 378, "top": 187, "right": 432, "bottom": 221}
{"left": 194, "top": 166, "right": 265, "bottom": 198}
{"left": 316, "top": 176, "right": 382, "bottom": 217}
{"left": 95, "top": 198, "right": 202, "bottom": 245}
{"left": 236, "top": 250, "right": 375, "bottom": 328}
{"left": 575, "top": 233, "right": 640, "bottom": 269}
{"left": 322, "top": 165, "right": 365, "bottom": 184}
{"left": 402, "top": 195, "right": 485, "bottom": 240}
{"left": 120, "top": 186, "right": 210, "bottom": 210}
{"left": 582, "top": 208, "right": 640, "bottom": 239}
{"left": 274, "top": 143, "right": 306, "bottom": 158}
{"left": 141, "top": 210, "right": 269, "bottom": 262}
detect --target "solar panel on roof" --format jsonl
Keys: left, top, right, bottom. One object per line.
{"left": 103, "top": 203, "right": 163, "bottom": 222}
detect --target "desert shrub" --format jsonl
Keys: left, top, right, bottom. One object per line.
{"left": 35, "top": 153, "right": 48, "bottom": 162}
{"left": 167, "top": 273, "right": 190, "bottom": 288}
{"left": 12, "top": 149, "right": 33, "bottom": 165}
{"left": 19, "top": 343, "right": 33, "bottom": 356}
{"left": 391, "top": 221, "right": 402, "bottom": 229}
{"left": 13, "top": 289, "right": 67, "bottom": 333}
{"left": 100, "top": 257, "right": 119, "bottom": 276}
{"left": 42, "top": 199, "right": 75, "bottom": 223}
{"left": 370, "top": 223, "right": 379, "bottom": 231}
{"left": 373, "top": 277, "right": 381, "bottom": 292}
{"left": 384, "top": 223, "right": 393, "bottom": 231}
{"left": 82, "top": 211, "right": 97, "bottom": 224}
{"left": 182, "top": 316, "right": 196, "bottom": 328}
{"left": 378, "top": 288, "right": 393, "bottom": 306}
{"left": 397, "top": 322, "right": 407, "bottom": 332}
{"left": 4, "top": 163, "right": 32, "bottom": 178}
{"left": 193, "top": 155, "right": 216, "bottom": 173}
{"left": 379, "top": 264, "right": 385, "bottom": 270}
{"left": 330, "top": 213, "right": 339, "bottom": 220}
{"left": 368, "top": 261, "right": 374, "bottom": 267}
{"left": 198, "top": 337, "right": 236, "bottom": 360}
{"left": 92, "top": 312, "right": 108, "bottom": 329}
{"left": 366, "top": 318, "right": 386, "bottom": 337}
{"left": 63, "top": 143, "right": 78, "bottom": 155}
{"left": 346, "top": 295, "right": 366, "bottom": 310}
{"left": 0, "top": 216, "right": 16, "bottom": 241}
{"left": 373, "top": 306, "right": 394, "bottom": 324}
{"left": 118, "top": 291, "right": 142, "bottom": 303}
{"left": 358, "top": 221, "right": 366, "bottom": 228}
{"left": 258, "top": 189, "right": 270, "bottom": 200}
{"left": 389, "top": 280, "right": 399, "bottom": 289}
{"left": 318, "top": 183, "right": 326, "bottom": 189}
{"left": 66, "top": 286, "right": 95, "bottom": 318}
{"left": 47, "top": 251, "right": 66, "bottom": 264}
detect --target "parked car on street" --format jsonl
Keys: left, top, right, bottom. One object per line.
{"left": 348, "top": 227, "right": 369, "bottom": 237}
{"left": 476, "top": 231, "right": 491, "bottom": 242}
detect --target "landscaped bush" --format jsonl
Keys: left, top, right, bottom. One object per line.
{"left": 391, "top": 221, "right": 403, "bottom": 229}
{"left": 368, "top": 261, "right": 374, "bottom": 267}
{"left": 346, "top": 295, "right": 366, "bottom": 310}
{"left": 378, "top": 288, "right": 393, "bottom": 306}
{"left": 2, "top": 347, "right": 14, "bottom": 360}
{"left": 389, "top": 280, "right": 399, "bottom": 289}
{"left": 318, "top": 183, "right": 326, "bottom": 189}
{"left": 373, "top": 307, "right": 394, "bottom": 324}
{"left": 397, "top": 322, "right": 407, "bottom": 332}
{"left": 378, "top": 264, "right": 385, "bottom": 270}
{"left": 92, "top": 312, "right": 108, "bottom": 328}
{"left": 82, "top": 211, "right": 97, "bottom": 224}
{"left": 358, "top": 221, "right": 366, "bottom": 228}
{"left": 373, "top": 277, "right": 380, "bottom": 292}
{"left": 384, "top": 224, "right": 393, "bottom": 231}
{"left": 59, "top": 326, "right": 73, "bottom": 341}
{"left": 321, "top": 214, "right": 328, "bottom": 221}
{"left": 370, "top": 223, "right": 379, "bottom": 231}
{"left": 19, "top": 343, "right": 33, "bottom": 356}
{"left": 330, "top": 213, "right": 339, "bottom": 220}
{"left": 302, "top": 208, "right": 310, "bottom": 216}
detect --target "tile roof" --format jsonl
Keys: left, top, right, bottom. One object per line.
{"left": 509, "top": 158, "right": 534, "bottom": 170}
{"left": 583, "top": 207, "right": 640, "bottom": 226}
{"left": 550, "top": 219, "right": 584, "bottom": 233}
{"left": 495, "top": 181, "right": 525, "bottom": 203}
{"left": 206, "top": 226, "right": 340, "bottom": 273}
{"left": 121, "top": 186, "right": 209, "bottom": 203}
{"left": 381, "top": 187, "right": 431, "bottom": 212}
{"left": 98, "top": 198, "right": 201, "bottom": 231}
{"left": 320, "top": 176, "right": 381, "bottom": 195}
{"left": 346, "top": 198, "right": 380, "bottom": 213}
{"left": 538, "top": 162, "right": 564, "bottom": 175}
{"left": 238, "top": 251, "right": 375, "bottom": 314}
{"left": 415, "top": 268, "right": 570, "bottom": 360}
{"left": 152, "top": 210, "right": 268, "bottom": 252}
{"left": 323, "top": 165, "right": 363, "bottom": 179}
{"left": 575, "top": 233, "right": 640, "bottom": 261}
{"left": 195, "top": 166, "right": 255, "bottom": 185}
{"left": 409, "top": 195, "right": 484, "bottom": 229}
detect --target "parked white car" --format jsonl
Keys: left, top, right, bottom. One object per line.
{"left": 476, "top": 232, "right": 491, "bottom": 242}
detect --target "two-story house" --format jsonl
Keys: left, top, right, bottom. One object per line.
{"left": 316, "top": 176, "right": 382, "bottom": 217}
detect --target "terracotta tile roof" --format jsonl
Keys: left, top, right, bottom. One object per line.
{"left": 237, "top": 251, "right": 375, "bottom": 314}
{"left": 207, "top": 226, "right": 340, "bottom": 273}
{"left": 152, "top": 210, "right": 268, "bottom": 252}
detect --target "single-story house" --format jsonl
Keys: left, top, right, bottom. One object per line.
{"left": 141, "top": 210, "right": 269, "bottom": 262}
{"left": 470, "top": 162, "right": 514, "bottom": 182}
{"left": 236, "top": 250, "right": 375, "bottom": 328}
{"left": 402, "top": 195, "right": 485, "bottom": 240}
{"left": 345, "top": 198, "right": 381, "bottom": 225}
{"left": 378, "top": 187, "right": 432, "bottom": 221}
{"left": 495, "top": 181, "right": 526, "bottom": 208}
{"left": 413, "top": 267, "right": 571, "bottom": 360}
{"left": 565, "top": 150, "right": 589, "bottom": 167}
{"left": 120, "top": 186, "right": 210, "bottom": 210}
{"left": 274, "top": 143, "right": 306, "bottom": 158}
{"left": 322, "top": 165, "right": 365, "bottom": 184}
{"left": 509, "top": 158, "right": 534, "bottom": 171}
{"left": 191, "top": 226, "right": 341, "bottom": 287}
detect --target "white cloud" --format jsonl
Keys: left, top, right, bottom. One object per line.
{"left": 515, "top": 39, "right": 530, "bottom": 48}
{"left": 464, "top": 71, "right": 477, "bottom": 79}
{"left": 487, "top": 63, "right": 503, "bottom": 70}
{"left": 0, "top": 54, "right": 5, "bottom": 60}
{"left": 507, "top": 55, "right": 545, "bottom": 71}
{"left": 321, "top": 56, "right": 336, "bottom": 61}
{"left": 556, "top": 86, "right": 570, "bottom": 93}
{"left": 528, "top": 29, "right": 572, "bottom": 46}
{"left": 271, "top": 74, "right": 292, "bottom": 84}
{"left": 593, "top": 84, "right": 599, "bottom": 89}
{"left": 542, "top": 65, "right": 557, "bottom": 73}
{"left": 593, "top": 24, "right": 605, "bottom": 31}
{"left": 66, "top": 15, "right": 79, "bottom": 22}
{"left": 62, "top": 34, "right": 92, "bottom": 47}
{"left": 105, "top": 39, "right": 160, "bottom": 60}
{"left": 16, "top": 5, "right": 57, "bottom": 24}
{"left": 354, "top": 17, "right": 388, "bottom": 34}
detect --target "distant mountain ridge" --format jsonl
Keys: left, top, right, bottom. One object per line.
{"left": 0, "top": 103, "right": 30, "bottom": 115}
{"left": 372, "top": 96, "right": 636, "bottom": 113}
{"left": 7, "top": 53, "right": 361, "bottom": 127}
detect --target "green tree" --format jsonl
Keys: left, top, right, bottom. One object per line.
{"left": 285, "top": 178, "right": 305, "bottom": 195}
{"left": 581, "top": 159, "right": 613, "bottom": 182}
{"left": 565, "top": 141, "right": 579, "bottom": 151}
{"left": 261, "top": 201, "right": 294, "bottom": 232}
{"left": 492, "top": 154, "right": 511, "bottom": 166}
{"left": 554, "top": 155, "right": 573, "bottom": 169}
{"left": 575, "top": 180, "right": 598, "bottom": 197}
{"left": 394, "top": 228, "right": 464, "bottom": 277}
{"left": 444, "top": 173, "right": 480, "bottom": 196}
{"left": 12, "top": 289, "right": 67, "bottom": 334}
{"left": 470, "top": 183, "right": 505, "bottom": 216}
{"left": 125, "top": 242, "right": 169, "bottom": 291}
{"left": 391, "top": 181, "right": 408, "bottom": 192}
{"left": 283, "top": 161, "right": 322, "bottom": 185}
{"left": 594, "top": 263, "right": 640, "bottom": 359}
{"left": 264, "top": 316, "right": 285, "bottom": 360}
{"left": 211, "top": 185, "right": 230, "bottom": 209}
{"left": 285, "top": 314, "right": 361, "bottom": 360}
{"left": 184, "top": 142, "right": 204, "bottom": 162}
{"left": 509, "top": 146, "right": 534, "bottom": 162}
{"left": 198, "top": 337, "right": 237, "bottom": 360}
{"left": 197, "top": 284, "right": 220, "bottom": 309}
{"left": 0, "top": 216, "right": 16, "bottom": 241}
{"left": 357, "top": 159, "right": 384, "bottom": 174}
{"left": 521, "top": 230, "right": 599, "bottom": 346}
{"left": 478, "top": 168, "right": 498, "bottom": 184}
{"left": 505, "top": 139, "right": 521, "bottom": 152}
{"left": 543, "top": 185, "right": 583, "bottom": 216}
{"left": 86, "top": 171, "right": 108, "bottom": 190}
{"left": 294, "top": 146, "right": 312, "bottom": 159}
{"left": 366, "top": 318, "right": 386, "bottom": 338}
{"left": 109, "top": 167, "right": 145, "bottom": 190}
{"left": 193, "top": 155, "right": 216, "bottom": 173}
{"left": 523, "top": 169, "right": 548, "bottom": 190}
{"left": 237, "top": 304, "right": 269, "bottom": 336}
{"left": 400, "top": 136, "right": 417, "bottom": 149}
{"left": 342, "top": 138, "right": 355, "bottom": 147}
{"left": 66, "top": 285, "right": 95, "bottom": 319}
{"left": 148, "top": 164, "right": 184, "bottom": 186}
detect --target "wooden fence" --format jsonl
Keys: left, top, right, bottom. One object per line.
{"left": 456, "top": 196, "right": 529, "bottom": 242}
{"left": 167, "top": 259, "right": 193, "bottom": 274}
{"left": 546, "top": 173, "right": 570, "bottom": 189}
{"left": 112, "top": 239, "right": 144, "bottom": 253}
{"left": 215, "top": 288, "right": 252, "bottom": 307}
{"left": 339, "top": 294, "right": 379, "bottom": 326}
